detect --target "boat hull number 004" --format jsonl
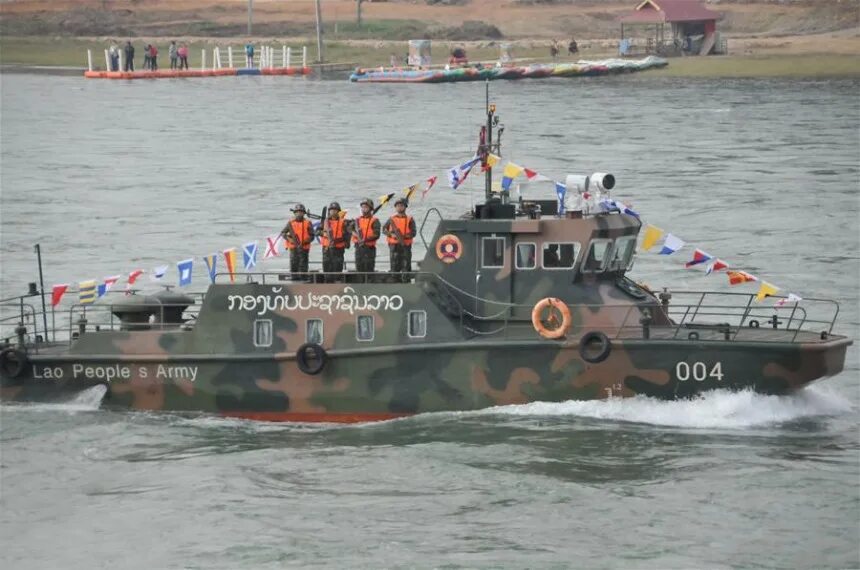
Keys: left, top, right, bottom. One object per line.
{"left": 675, "top": 361, "right": 724, "bottom": 382}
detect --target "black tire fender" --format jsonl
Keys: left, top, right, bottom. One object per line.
{"left": 296, "top": 343, "right": 327, "bottom": 375}
{"left": 579, "top": 331, "right": 612, "bottom": 364}
{"left": 0, "top": 348, "right": 28, "bottom": 379}
{"left": 688, "top": 331, "right": 700, "bottom": 341}
{"left": 749, "top": 319, "right": 760, "bottom": 329}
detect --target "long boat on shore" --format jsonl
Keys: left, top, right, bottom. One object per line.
{"left": 349, "top": 56, "right": 668, "bottom": 84}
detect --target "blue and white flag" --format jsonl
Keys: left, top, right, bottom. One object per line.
{"left": 177, "top": 259, "right": 194, "bottom": 287}
{"left": 242, "top": 241, "right": 258, "bottom": 271}
{"left": 203, "top": 254, "right": 218, "bottom": 283}
{"left": 659, "top": 233, "right": 685, "bottom": 255}
{"left": 151, "top": 265, "right": 168, "bottom": 281}
{"left": 555, "top": 183, "right": 567, "bottom": 215}
{"left": 447, "top": 156, "right": 480, "bottom": 190}
{"left": 97, "top": 283, "right": 108, "bottom": 298}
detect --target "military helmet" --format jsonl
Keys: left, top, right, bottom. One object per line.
{"left": 394, "top": 197, "right": 408, "bottom": 207}
{"left": 328, "top": 201, "right": 341, "bottom": 211}
{"left": 360, "top": 198, "right": 373, "bottom": 208}
{"left": 291, "top": 203, "right": 306, "bottom": 213}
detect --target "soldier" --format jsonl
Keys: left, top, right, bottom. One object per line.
{"left": 383, "top": 198, "right": 417, "bottom": 282}
{"left": 352, "top": 198, "right": 381, "bottom": 276}
{"left": 281, "top": 203, "right": 313, "bottom": 279}
{"left": 319, "top": 201, "right": 350, "bottom": 282}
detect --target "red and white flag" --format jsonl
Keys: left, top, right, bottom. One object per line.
{"left": 264, "top": 235, "right": 281, "bottom": 259}
{"left": 126, "top": 269, "right": 144, "bottom": 294}
{"left": 421, "top": 176, "right": 438, "bottom": 200}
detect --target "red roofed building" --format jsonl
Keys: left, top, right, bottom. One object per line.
{"left": 618, "top": 0, "right": 725, "bottom": 56}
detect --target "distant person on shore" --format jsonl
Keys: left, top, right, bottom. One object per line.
{"left": 550, "top": 40, "right": 560, "bottom": 60}
{"left": 109, "top": 43, "right": 119, "bottom": 71}
{"left": 178, "top": 44, "right": 189, "bottom": 69}
{"left": 245, "top": 41, "right": 254, "bottom": 68}
{"left": 124, "top": 41, "right": 135, "bottom": 71}
{"left": 389, "top": 53, "right": 399, "bottom": 68}
{"left": 568, "top": 37, "right": 578, "bottom": 55}
{"left": 150, "top": 44, "right": 158, "bottom": 70}
{"left": 169, "top": 41, "right": 178, "bottom": 69}
{"left": 143, "top": 44, "right": 151, "bottom": 70}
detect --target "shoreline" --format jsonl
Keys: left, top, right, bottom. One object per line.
{"left": 1, "top": 35, "right": 859, "bottom": 79}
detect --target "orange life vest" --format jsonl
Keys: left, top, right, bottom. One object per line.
{"left": 352, "top": 215, "right": 379, "bottom": 247}
{"left": 285, "top": 219, "right": 313, "bottom": 251}
{"left": 386, "top": 215, "right": 414, "bottom": 246}
{"left": 321, "top": 218, "right": 348, "bottom": 249}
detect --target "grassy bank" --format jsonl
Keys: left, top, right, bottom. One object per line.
{"left": 2, "top": 36, "right": 859, "bottom": 78}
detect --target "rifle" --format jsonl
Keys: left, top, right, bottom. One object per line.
{"left": 280, "top": 221, "right": 301, "bottom": 250}
{"left": 384, "top": 217, "right": 407, "bottom": 246}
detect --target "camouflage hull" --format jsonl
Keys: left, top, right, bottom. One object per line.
{"left": 1, "top": 335, "right": 849, "bottom": 422}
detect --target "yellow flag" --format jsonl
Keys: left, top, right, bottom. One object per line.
{"left": 378, "top": 192, "right": 395, "bottom": 207}
{"left": 486, "top": 153, "right": 501, "bottom": 168}
{"left": 641, "top": 224, "right": 664, "bottom": 251}
{"left": 403, "top": 183, "right": 419, "bottom": 201}
{"left": 755, "top": 281, "right": 779, "bottom": 302}
{"left": 503, "top": 162, "right": 524, "bottom": 179}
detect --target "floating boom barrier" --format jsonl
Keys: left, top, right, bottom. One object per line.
{"left": 349, "top": 56, "right": 668, "bottom": 84}
{"left": 84, "top": 45, "right": 311, "bottom": 80}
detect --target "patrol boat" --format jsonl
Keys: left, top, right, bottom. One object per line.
{"left": 0, "top": 103, "right": 852, "bottom": 422}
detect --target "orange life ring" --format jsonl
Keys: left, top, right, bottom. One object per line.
{"left": 531, "top": 297, "right": 571, "bottom": 339}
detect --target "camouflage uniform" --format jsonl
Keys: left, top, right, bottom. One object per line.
{"left": 282, "top": 204, "right": 313, "bottom": 280}
{"left": 353, "top": 200, "right": 381, "bottom": 275}
{"left": 320, "top": 203, "right": 350, "bottom": 283}
{"left": 384, "top": 199, "right": 417, "bottom": 282}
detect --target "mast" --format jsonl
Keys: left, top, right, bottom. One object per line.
{"left": 483, "top": 80, "right": 500, "bottom": 202}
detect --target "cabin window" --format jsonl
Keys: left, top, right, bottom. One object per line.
{"left": 516, "top": 243, "right": 537, "bottom": 270}
{"left": 482, "top": 237, "right": 505, "bottom": 268}
{"left": 542, "top": 242, "right": 579, "bottom": 269}
{"left": 356, "top": 315, "right": 375, "bottom": 342}
{"left": 408, "top": 310, "right": 427, "bottom": 338}
{"left": 306, "top": 319, "right": 324, "bottom": 344}
{"left": 610, "top": 236, "right": 637, "bottom": 271}
{"left": 583, "top": 239, "right": 613, "bottom": 272}
{"left": 254, "top": 319, "right": 273, "bottom": 347}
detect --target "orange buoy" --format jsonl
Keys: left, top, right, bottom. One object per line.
{"left": 531, "top": 297, "right": 572, "bottom": 339}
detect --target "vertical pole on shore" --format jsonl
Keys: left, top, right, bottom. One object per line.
{"left": 282, "top": 45, "right": 287, "bottom": 68}
{"left": 314, "top": 0, "right": 324, "bottom": 63}
{"left": 287, "top": 47, "right": 292, "bottom": 69}
{"left": 248, "top": 0, "right": 253, "bottom": 36}
{"left": 88, "top": 49, "right": 93, "bottom": 72}
{"left": 202, "top": 49, "right": 206, "bottom": 71}
{"left": 270, "top": 46, "right": 274, "bottom": 69}
{"left": 228, "top": 46, "right": 234, "bottom": 68}
{"left": 103, "top": 49, "right": 110, "bottom": 72}
{"left": 119, "top": 50, "right": 124, "bottom": 72}
{"left": 302, "top": 46, "right": 308, "bottom": 69}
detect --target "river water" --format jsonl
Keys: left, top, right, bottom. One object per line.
{"left": 1, "top": 73, "right": 858, "bottom": 569}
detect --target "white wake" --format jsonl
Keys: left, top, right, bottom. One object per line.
{"left": 485, "top": 387, "right": 853, "bottom": 429}
{"left": 1, "top": 384, "right": 107, "bottom": 413}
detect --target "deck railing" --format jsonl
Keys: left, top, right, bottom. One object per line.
{"left": 0, "top": 272, "right": 842, "bottom": 351}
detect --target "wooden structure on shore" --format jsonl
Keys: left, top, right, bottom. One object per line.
{"left": 618, "top": 0, "right": 725, "bottom": 57}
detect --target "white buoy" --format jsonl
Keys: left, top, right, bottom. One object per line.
{"left": 228, "top": 46, "right": 234, "bottom": 68}
{"left": 88, "top": 49, "right": 93, "bottom": 72}
{"left": 103, "top": 49, "right": 109, "bottom": 72}
{"left": 286, "top": 47, "right": 292, "bottom": 69}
